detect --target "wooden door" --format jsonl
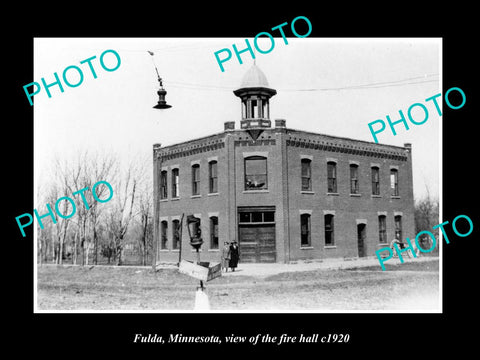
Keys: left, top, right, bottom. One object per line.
{"left": 238, "top": 224, "right": 276, "bottom": 263}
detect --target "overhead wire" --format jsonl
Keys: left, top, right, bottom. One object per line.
{"left": 165, "top": 74, "right": 440, "bottom": 92}
{"left": 117, "top": 47, "right": 440, "bottom": 93}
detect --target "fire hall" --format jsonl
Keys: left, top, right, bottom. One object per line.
{"left": 152, "top": 64, "right": 415, "bottom": 264}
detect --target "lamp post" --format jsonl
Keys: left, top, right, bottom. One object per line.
{"left": 186, "top": 215, "right": 204, "bottom": 288}
{"left": 148, "top": 51, "right": 172, "bottom": 109}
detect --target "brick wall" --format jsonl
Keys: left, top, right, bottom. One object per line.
{"left": 153, "top": 126, "right": 415, "bottom": 264}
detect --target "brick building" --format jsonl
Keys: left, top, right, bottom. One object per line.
{"left": 152, "top": 64, "right": 415, "bottom": 265}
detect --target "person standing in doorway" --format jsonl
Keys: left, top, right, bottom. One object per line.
{"left": 221, "top": 241, "right": 230, "bottom": 272}
{"left": 229, "top": 240, "right": 239, "bottom": 272}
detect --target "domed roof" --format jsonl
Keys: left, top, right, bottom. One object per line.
{"left": 240, "top": 64, "right": 270, "bottom": 88}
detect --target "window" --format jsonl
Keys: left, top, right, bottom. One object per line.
{"left": 394, "top": 215, "right": 402, "bottom": 241}
{"left": 300, "top": 213, "right": 311, "bottom": 247}
{"left": 350, "top": 164, "right": 359, "bottom": 194}
{"left": 371, "top": 166, "right": 380, "bottom": 195}
{"left": 390, "top": 169, "right": 399, "bottom": 196}
{"left": 161, "top": 220, "right": 168, "bottom": 249}
{"left": 327, "top": 162, "right": 337, "bottom": 193}
{"left": 210, "top": 216, "right": 219, "bottom": 249}
{"left": 192, "top": 164, "right": 200, "bottom": 195}
{"left": 378, "top": 215, "right": 387, "bottom": 243}
{"left": 245, "top": 156, "right": 267, "bottom": 190}
{"left": 325, "top": 214, "right": 334, "bottom": 246}
{"left": 238, "top": 211, "right": 275, "bottom": 223}
{"left": 172, "top": 219, "right": 180, "bottom": 249}
{"left": 251, "top": 99, "right": 258, "bottom": 118}
{"left": 160, "top": 170, "right": 168, "bottom": 199}
{"left": 172, "top": 168, "right": 179, "bottom": 198}
{"left": 209, "top": 161, "right": 218, "bottom": 193}
{"left": 301, "top": 159, "right": 312, "bottom": 191}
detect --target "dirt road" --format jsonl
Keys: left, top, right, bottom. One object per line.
{"left": 36, "top": 257, "right": 439, "bottom": 312}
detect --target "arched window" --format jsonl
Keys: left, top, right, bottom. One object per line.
{"left": 300, "top": 213, "right": 311, "bottom": 247}
{"left": 192, "top": 164, "right": 200, "bottom": 195}
{"left": 210, "top": 216, "right": 219, "bottom": 249}
{"left": 378, "top": 215, "right": 387, "bottom": 243}
{"left": 371, "top": 166, "right": 380, "bottom": 195}
{"left": 245, "top": 156, "right": 267, "bottom": 190}
{"left": 390, "top": 169, "right": 399, "bottom": 196}
{"left": 160, "top": 170, "right": 168, "bottom": 199}
{"left": 172, "top": 219, "right": 180, "bottom": 249}
{"left": 327, "top": 161, "right": 337, "bottom": 193}
{"left": 394, "top": 215, "right": 402, "bottom": 241}
{"left": 160, "top": 220, "right": 168, "bottom": 249}
{"left": 209, "top": 161, "right": 218, "bottom": 193}
{"left": 172, "top": 168, "right": 179, "bottom": 198}
{"left": 325, "top": 214, "right": 334, "bottom": 246}
{"left": 350, "top": 164, "right": 359, "bottom": 194}
{"left": 301, "top": 159, "right": 312, "bottom": 191}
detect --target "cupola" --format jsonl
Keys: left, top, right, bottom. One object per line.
{"left": 233, "top": 64, "right": 277, "bottom": 140}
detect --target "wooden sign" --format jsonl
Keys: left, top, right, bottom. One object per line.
{"left": 178, "top": 260, "right": 222, "bottom": 282}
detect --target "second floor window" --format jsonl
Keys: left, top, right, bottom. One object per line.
{"left": 327, "top": 162, "right": 337, "bottom": 193}
{"left": 192, "top": 164, "right": 200, "bottom": 195}
{"left": 160, "top": 170, "right": 168, "bottom": 199}
{"left": 371, "top": 167, "right": 380, "bottom": 195}
{"left": 390, "top": 169, "right": 399, "bottom": 196}
{"left": 172, "top": 168, "right": 179, "bottom": 198}
{"left": 209, "top": 161, "right": 218, "bottom": 193}
{"left": 245, "top": 156, "right": 267, "bottom": 190}
{"left": 301, "top": 159, "right": 312, "bottom": 191}
{"left": 350, "top": 164, "right": 359, "bottom": 194}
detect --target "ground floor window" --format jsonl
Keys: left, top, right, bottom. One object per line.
{"left": 161, "top": 220, "right": 168, "bottom": 249}
{"left": 300, "top": 213, "right": 311, "bottom": 247}
{"left": 172, "top": 219, "right": 180, "bottom": 249}
{"left": 210, "top": 216, "right": 218, "bottom": 249}
{"left": 394, "top": 215, "right": 402, "bottom": 241}
{"left": 325, "top": 214, "right": 334, "bottom": 246}
{"left": 378, "top": 215, "right": 387, "bottom": 243}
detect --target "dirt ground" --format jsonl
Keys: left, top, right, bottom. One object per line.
{"left": 36, "top": 256, "right": 440, "bottom": 312}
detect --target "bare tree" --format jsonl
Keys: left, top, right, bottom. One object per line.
{"left": 87, "top": 152, "right": 117, "bottom": 264}
{"left": 414, "top": 185, "right": 440, "bottom": 253}
{"left": 106, "top": 162, "right": 138, "bottom": 265}
{"left": 134, "top": 155, "right": 153, "bottom": 266}
{"left": 42, "top": 182, "right": 71, "bottom": 265}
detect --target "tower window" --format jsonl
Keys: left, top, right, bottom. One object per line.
{"left": 251, "top": 99, "right": 258, "bottom": 118}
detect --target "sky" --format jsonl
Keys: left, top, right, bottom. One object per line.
{"left": 34, "top": 37, "right": 441, "bottom": 202}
